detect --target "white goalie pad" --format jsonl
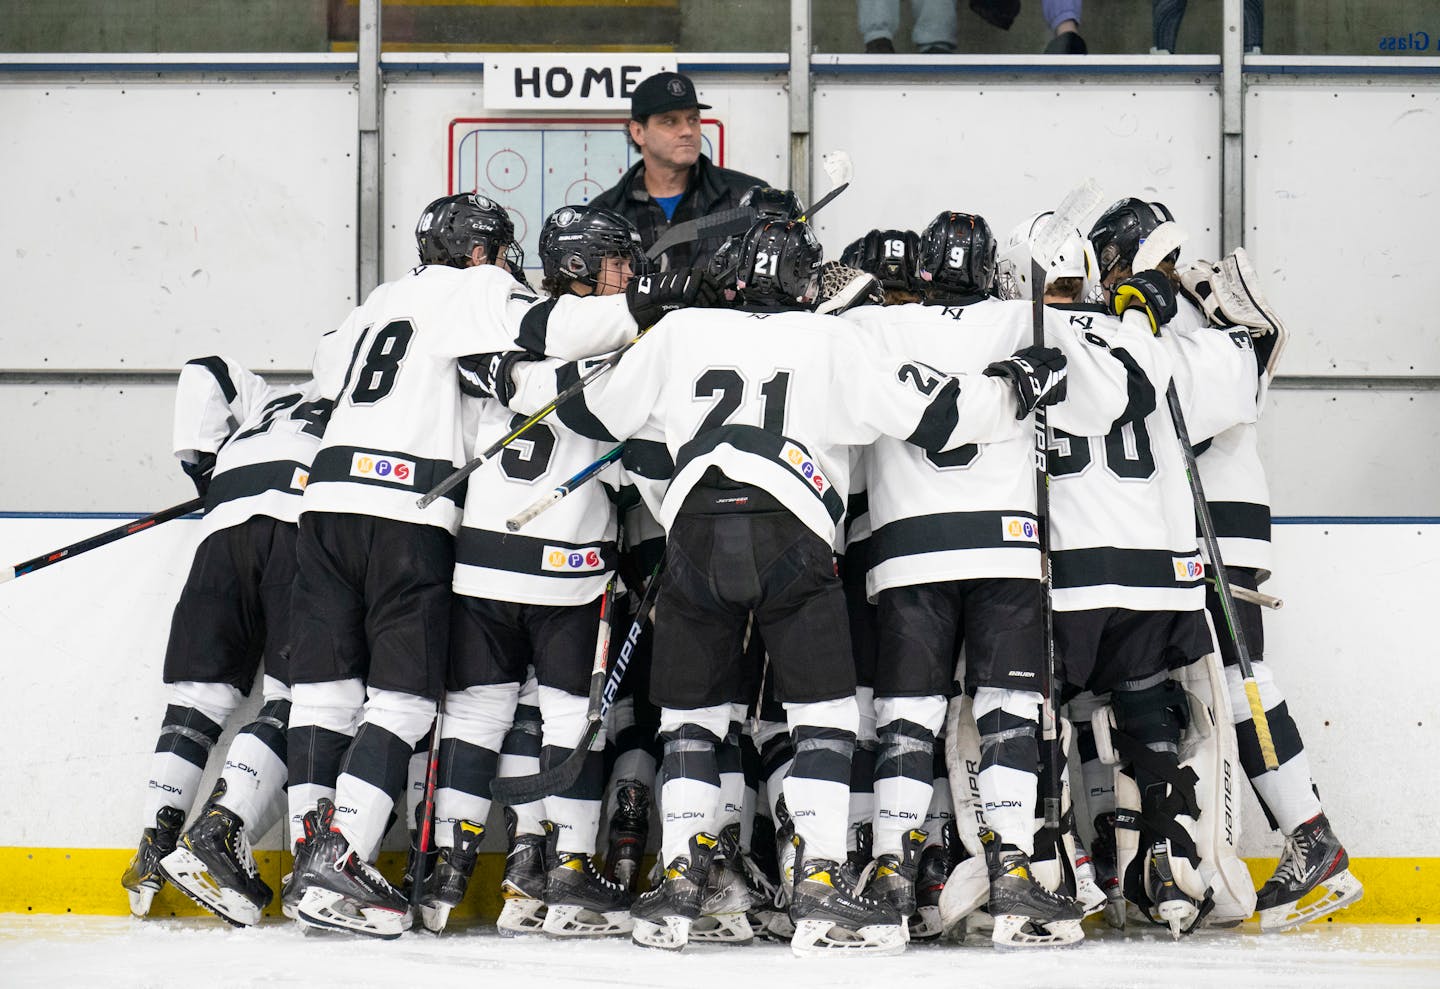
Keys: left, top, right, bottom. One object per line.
{"left": 1178, "top": 247, "right": 1290, "bottom": 376}
{"left": 939, "top": 694, "right": 990, "bottom": 933}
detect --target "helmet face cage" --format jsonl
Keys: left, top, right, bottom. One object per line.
{"left": 740, "top": 185, "right": 806, "bottom": 221}
{"left": 734, "top": 219, "right": 822, "bottom": 306}
{"left": 416, "top": 193, "right": 519, "bottom": 269}
{"left": 859, "top": 228, "right": 922, "bottom": 293}
{"left": 917, "top": 212, "right": 997, "bottom": 297}
{"left": 1088, "top": 197, "right": 1177, "bottom": 284}
{"left": 538, "top": 205, "right": 644, "bottom": 289}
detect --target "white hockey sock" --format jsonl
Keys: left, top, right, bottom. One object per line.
{"left": 435, "top": 682, "right": 518, "bottom": 849}
{"left": 498, "top": 678, "right": 546, "bottom": 838}
{"left": 658, "top": 705, "right": 728, "bottom": 864}
{"left": 872, "top": 694, "right": 945, "bottom": 859}
{"left": 288, "top": 678, "right": 364, "bottom": 847}
{"left": 216, "top": 696, "right": 290, "bottom": 836}
{"left": 924, "top": 767, "right": 954, "bottom": 852}
{"left": 1225, "top": 663, "right": 1323, "bottom": 833}
{"left": 539, "top": 685, "right": 604, "bottom": 856}
{"left": 333, "top": 688, "right": 437, "bottom": 862}
{"left": 974, "top": 687, "right": 1041, "bottom": 855}
{"left": 716, "top": 706, "right": 749, "bottom": 836}
{"left": 785, "top": 696, "right": 859, "bottom": 865}
{"left": 142, "top": 680, "right": 242, "bottom": 825}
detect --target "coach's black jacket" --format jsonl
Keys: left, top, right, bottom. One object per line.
{"left": 591, "top": 153, "right": 768, "bottom": 271}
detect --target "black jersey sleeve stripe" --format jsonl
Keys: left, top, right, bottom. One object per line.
{"left": 620, "top": 438, "right": 674, "bottom": 480}
{"left": 553, "top": 361, "right": 620, "bottom": 442}
{"left": 515, "top": 296, "right": 562, "bottom": 355}
{"left": 904, "top": 376, "right": 963, "bottom": 453}
{"left": 1206, "top": 501, "right": 1271, "bottom": 542}
{"left": 186, "top": 356, "right": 238, "bottom": 403}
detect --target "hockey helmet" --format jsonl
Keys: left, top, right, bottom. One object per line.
{"left": 416, "top": 193, "right": 524, "bottom": 270}
{"left": 538, "top": 205, "right": 645, "bottom": 290}
{"left": 996, "top": 211, "right": 1098, "bottom": 302}
{"left": 917, "top": 211, "right": 998, "bottom": 298}
{"left": 734, "top": 218, "right": 822, "bottom": 306}
{"left": 854, "top": 229, "right": 923, "bottom": 294}
{"left": 739, "top": 185, "right": 807, "bottom": 221}
{"left": 1088, "top": 198, "right": 1179, "bottom": 285}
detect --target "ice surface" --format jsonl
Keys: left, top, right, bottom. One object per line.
{"left": 1, "top": 917, "right": 1436, "bottom": 989}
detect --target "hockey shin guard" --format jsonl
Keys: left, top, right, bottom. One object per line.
{"left": 287, "top": 677, "right": 364, "bottom": 846}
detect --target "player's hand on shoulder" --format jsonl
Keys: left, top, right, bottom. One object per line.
{"left": 181, "top": 451, "right": 216, "bottom": 498}
{"left": 985, "top": 345, "right": 1068, "bottom": 419}
{"left": 1112, "top": 268, "right": 1178, "bottom": 335}
{"left": 459, "top": 350, "right": 540, "bottom": 406}
{"left": 625, "top": 267, "right": 722, "bottom": 328}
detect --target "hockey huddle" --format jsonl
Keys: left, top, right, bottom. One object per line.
{"left": 119, "top": 183, "right": 1363, "bottom": 956}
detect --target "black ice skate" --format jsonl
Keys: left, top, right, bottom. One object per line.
{"left": 120, "top": 805, "right": 185, "bottom": 918}
{"left": 603, "top": 778, "right": 650, "bottom": 895}
{"left": 910, "top": 825, "right": 954, "bottom": 942}
{"left": 789, "top": 852, "right": 906, "bottom": 958}
{"left": 1256, "top": 812, "right": 1362, "bottom": 932}
{"left": 630, "top": 832, "right": 718, "bottom": 951}
{"left": 866, "top": 827, "right": 927, "bottom": 920}
{"left": 401, "top": 802, "right": 440, "bottom": 906}
{"left": 1090, "top": 811, "right": 1127, "bottom": 929}
{"left": 279, "top": 805, "right": 322, "bottom": 921}
{"left": 497, "top": 809, "right": 548, "bottom": 937}
{"left": 1144, "top": 839, "right": 1208, "bottom": 939}
{"left": 982, "top": 829, "right": 1084, "bottom": 949}
{"left": 690, "top": 825, "right": 756, "bottom": 945}
{"left": 159, "top": 781, "right": 272, "bottom": 927}
{"left": 542, "top": 826, "right": 633, "bottom": 939}
{"left": 292, "top": 798, "right": 409, "bottom": 939}
{"left": 418, "top": 819, "right": 484, "bottom": 934}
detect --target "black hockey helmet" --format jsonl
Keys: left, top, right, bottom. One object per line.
{"left": 707, "top": 234, "right": 743, "bottom": 298}
{"left": 538, "top": 205, "right": 645, "bottom": 290}
{"left": 1088, "top": 197, "right": 1179, "bottom": 285}
{"left": 739, "top": 184, "right": 807, "bottom": 221}
{"left": 734, "top": 218, "right": 822, "bottom": 307}
{"left": 917, "top": 211, "right": 998, "bottom": 298}
{"left": 416, "top": 193, "right": 524, "bottom": 270}
{"left": 840, "top": 236, "right": 865, "bottom": 269}
{"left": 854, "top": 229, "right": 923, "bottom": 293}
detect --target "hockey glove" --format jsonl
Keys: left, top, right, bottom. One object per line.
{"left": 985, "top": 346, "right": 1068, "bottom": 419}
{"left": 458, "top": 350, "right": 540, "bottom": 407}
{"left": 181, "top": 451, "right": 216, "bottom": 498}
{"left": 625, "top": 267, "right": 721, "bottom": 328}
{"left": 1112, "top": 268, "right": 1178, "bottom": 336}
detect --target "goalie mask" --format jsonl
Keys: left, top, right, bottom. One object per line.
{"left": 853, "top": 229, "right": 923, "bottom": 294}
{"left": 734, "top": 218, "right": 822, "bottom": 307}
{"left": 917, "top": 211, "right": 998, "bottom": 299}
{"left": 1088, "top": 198, "right": 1178, "bottom": 286}
{"left": 416, "top": 193, "right": 525, "bottom": 271}
{"left": 996, "top": 211, "right": 1098, "bottom": 303}
{"left": 739, "top": 184, "right": 807, "bottom": 221}
{"left": 538, "top": 205, "right": 645, "bottom": 291}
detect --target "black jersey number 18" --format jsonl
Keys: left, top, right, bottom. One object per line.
{"left": 345, "top": 319, "right": 416, "bottom": 406}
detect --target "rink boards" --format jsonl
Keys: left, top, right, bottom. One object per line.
{"left": 0, "top": 515, "right": 1435, "bottom": 924}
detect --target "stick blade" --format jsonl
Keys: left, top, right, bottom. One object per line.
{"left": 821, "top": 150, "right": 853, "bottom": 189}
{"left": 488, "top": 720, "right": 599, "bottom": 805}
{"left": 1132, "top": 220, "right": 1189, "bottom": 272}
{"left": 1031, "top": 178, "right": 1104, "bottom": 267}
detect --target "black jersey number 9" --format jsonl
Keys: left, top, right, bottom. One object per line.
{"left": 499, "top": 414, "right": 557, "bottom": 482}
{"left": 348, "top": 320, "right": 416, "bottom": 406}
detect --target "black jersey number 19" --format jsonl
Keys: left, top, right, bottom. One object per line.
{"left": 345, "top": 319, "right": 416, "bottom": 406}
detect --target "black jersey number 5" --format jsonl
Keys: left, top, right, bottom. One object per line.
{"left": 346, "top": 319, "right": 416, "bottom": 406}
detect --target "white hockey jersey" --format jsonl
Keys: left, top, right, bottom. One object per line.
{"left": 1045, "top": 305, "right": 1207, "bottom": 613}
{"left": 300, "top": 263, "right": 635, "bottom": 533}
{"left": 508, "top": 306, "right": 1026, "bottom": 546}
{"left": 1164, "top": 298, "right": 1273, "bottom": 574}
{"left": 845, "top": 299, "right": 1132, "bottom": 597}
{"left": 173, "top": 355, "right": 332, "bottom": 539}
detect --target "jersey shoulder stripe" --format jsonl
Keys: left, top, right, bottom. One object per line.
{"left": 555, "top": 361, "right": 621, "bottom": 442}
{"left": 621, "top": 438, "right": 674, "bottom": 480}
{"left": 185, "top": 356, "right": 238, "bottom": 403}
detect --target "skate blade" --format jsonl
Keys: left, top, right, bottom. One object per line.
{"left": 1156, "top": 899, "right": 1198, "bottom": 939}
{"left": 419, "top": 901, "right": 452, "bottom": 935}
{"left": 542, "top": 903, "right": 634, "bottom": 938}
{"left": 158, "top": 848, "right": 260, "bottom": 927}
{"left": 790, "top": 919, "right": 907, "bottom": 957}
{"left": 689, "top": 911, "right": 754, "bottom": 945}
{"left": 632, "top": 915, "right": 691, "bottom": 951}
{"left": 497, "top": 897, "right": 547, "bottom": 937}
{"left": 908, "top": 905, "right": 945, "bottom": 942}
{"left": 124, "top": 883, "right": 160, "bottom": 919}
{"left": 1260, "top": 870, "right": 1364, "bottom": 932}
{"left": 295, "top": 888, "right": 406, "bottom": 940}
{"left": 1075, "top": 879, "right": 1109, "bottom": 918}
{"left": 991, "top": 914, "right": 1084, "bottom": 949}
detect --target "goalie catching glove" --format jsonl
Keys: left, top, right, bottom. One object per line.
{"left": 984, "top": 345, "right": 1068, "bottom": 419}
{"left": 625, "top": 267, "right": 722, "bottom": 328}
{"left": 1111, "top": 268, "right": 1178, "bottom": 335}
{"left": 813, "top": 261, "right": 885, "bottom": 316}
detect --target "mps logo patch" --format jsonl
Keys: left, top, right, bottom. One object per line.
{"left": 1001, "top": 516, "right": 1039, "bottom": 543}
{"left": 542, "top": 546, "right": 606, "bottom": 573}
{"left": 350, "top": 452, "right": 415, "bottom": 486}
{"left": 1172, "top": 555, "right": 1204, "bottom": 581}
{"left": 291, "top": 468, "right": 309, "bottom": 491}
{"left": 780, "top": 443, "right": 828, "bottom": 496}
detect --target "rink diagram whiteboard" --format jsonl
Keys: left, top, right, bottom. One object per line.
{"left": 447, "top": 117, "right": 724, "bottom": 275}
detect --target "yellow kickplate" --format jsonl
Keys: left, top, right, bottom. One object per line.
{"left": 1243, "top": 857, "right": 1438, "bottom": 925}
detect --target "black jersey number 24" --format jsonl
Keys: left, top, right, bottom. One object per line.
{"left": 345, "top": 319, "right": 416, "bottom": 406}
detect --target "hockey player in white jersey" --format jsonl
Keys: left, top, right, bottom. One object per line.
{"left": 282, "top": 193, "right": 714, "bottom": 939}
{"left": 1090, "top": 198, "right": 1360, "bottom": 930}
{"left": 122, "top": 352, "right": 336, "bottom": 926}
{"left": 417, "top": 205, "right": 646, "bottom": 938}
{"left": 844, "top": 211, "right": 1132, "bottom": 949}
{"left": 489, "top": 215, "right": 1070, "bottom": 956}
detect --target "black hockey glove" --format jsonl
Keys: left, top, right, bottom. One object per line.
{"left": 985, "top": 346, "right": 1069, "bottom": 419}
{"left": 625, "top": 267, "right": 721, "bottom": 328}
{"left": 458, "top": 350, "right": 540, "bottom": 407}
{"left": 181, "top": 451, "right": 216, "bottom": 498}
{"left": 1112, "top": 268, "right": 1178, "bottom": 335}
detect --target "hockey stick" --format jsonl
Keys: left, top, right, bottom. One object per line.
{"left": 490, "top": 560, "right": 664, "bottom": 806}
{"left": 1165, "top": 382, "right": 1280, "bottom": 770}
{"left": 506, "top": 444, "right": 624, "bottom": 532}
{"left": 1, "top": 495, "right": 204, "bottom": 584}
{"left": 646, "top": 206, "right": 757, "bottom": 262}
{"left": 1209, "top": 578, "right": 1282, "bottom": 611}
{"left": 1027, "top": 179, "right": 1105, "bottom": 832}
{"left": 410, "top": 700, "right": 444, "bottom": 917}
{"left": 801, "top": 150, "right": 853, "bottom": 223}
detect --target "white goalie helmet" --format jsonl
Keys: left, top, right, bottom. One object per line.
{"left": 996, "top": 210, "right": 1100, "bottom": 303}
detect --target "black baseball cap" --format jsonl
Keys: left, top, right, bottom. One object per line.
{"left": 631, "top": 71, "right": 711, "bottom": 119}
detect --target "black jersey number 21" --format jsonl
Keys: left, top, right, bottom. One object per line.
{"left": 693, "top": 368, "right": 792, "bottom": 436}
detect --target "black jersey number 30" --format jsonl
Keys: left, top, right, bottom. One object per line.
{"left": 347, "top": 320, "right": 416, "bottom": 405}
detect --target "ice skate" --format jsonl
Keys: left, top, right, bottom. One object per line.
{"left": 159, "top": 782, "right": 272, "bottom": 927}
{"left": 1145, "top": 840, "right": 1204, "bottom": 939}
{"left": 789, "top": 855, "right": 907, "bottom": 958}
{"left": 401, "top": 803, "right": 440, "bottom": 907}
{"left": 1090, "top": 812, "right": 1126, "bottom": 929}
{"left": 866, "top": 828, "right": 927, "bottom": 920}
{"left": 279, "top": 806, "right": 322, "bottom": 922}
{"left": 1257, "top": 813, "right": 1363, "bottom": 932}
{"left": 120, "top": 805, "right": 184, "bottom": 918}
{"left": 690, "top": 845, "right": 756, "bottom": 945}
{"left": 631, "top": 832, "right": 718, "bottom": 951}
{"left": 602, "top": 778, "right": 650, "bottom": 895}
{"left": 292, "top": 799, "right": 409, "bottom": 939}
{"left": 542, "top": 848, "right": 633, "bottom": 937}
{"left": 418, "top": 819, "right": 484, "bottom": 934}
{"left": 497, "top": 809, "right": 549, "bottom": 936}
{"left": 909, "top": 832, "right": 952, "bottom": 942}
{"left": 983, "top": 830, "right": 1084, "bottom": 949}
